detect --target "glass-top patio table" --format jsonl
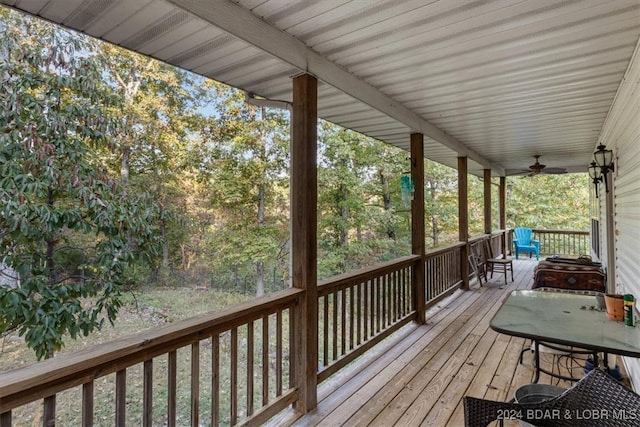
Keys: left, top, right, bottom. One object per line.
{"left": 490, "top": 290, "right": 640, "bottom": 382}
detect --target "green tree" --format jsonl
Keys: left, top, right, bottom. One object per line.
{"left": 98, "top": 44, "right": 209, "bottom": 271}
{"left": 197, "top": 87, "right": 290, "bottom": 295}
{"left": 424, "top": 160, "right": 459, "bottom": 247}
{"left": 0, "top": 9, "right": 162, "bottom": 359}
{"left": 506, "top": 174, "right": 589, "bottom": 230}
{"left": 367, "top": 142, "right": 411, "bottom": 256}
{"left": 317, "top": 124, "right": 410, "bottom": 276}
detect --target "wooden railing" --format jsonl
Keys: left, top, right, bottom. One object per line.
{"left": 425, "top": 243, "right": 463, "bottom": 306}
{"left": 316, "top": 255, "right": 419, "bottom": 382}
{"left": 0, "top": 289, "right": 302, "bottom": 427}
{"left": 532, "top": 229, "right": 589, "bottom": 256}
{"left": 0, "top": 233, "right": 511, "bottom": 426}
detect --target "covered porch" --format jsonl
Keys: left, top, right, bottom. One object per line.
{"left": 1, "top": 1, "right": 639, "bottom": 426}
{"left": 1, "top": 233, "right": 601, "bottom": 426}
{"left": 270, "top": 259, "right": 595, "bottom": 427}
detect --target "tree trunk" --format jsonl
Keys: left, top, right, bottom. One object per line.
{"left": 256, "top": 261, "right": 265, "bottom": 297}
{"left": 431, "top": 215, "right": 439, "bottom": 247}
{"left": 255, "top": 107, "right": 267, "bottom": 297}
{"left": 427, "top": 182, "right": 439, "bottom": 246}
{"left": 161, "top": 219, "right": 169, "bottom": 268}
{"left": 340, "top": 183, "right": 349, "bottom": 247}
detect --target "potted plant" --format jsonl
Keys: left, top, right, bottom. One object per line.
{"left": 604, "top": 294, "right": 624, "bottom": 321}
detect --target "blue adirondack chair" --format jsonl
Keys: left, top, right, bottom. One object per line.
{"left": 513, "top": 227, "right": 540, "bottom": 260}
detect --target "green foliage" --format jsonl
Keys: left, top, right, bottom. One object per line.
{"left": 192, "top": 87, "right": 291, "bottom": 294}
{"left": 424, "top": 160, "right": 460, "bottom": 246}
{"left": 317, "top": 123, "right": 411, "bottom": 277}
{"left": 506, "top": 174, "right": 589, "bottom": 230}
{"left": 0, "top": 9, "right": 163, "bottom": 359}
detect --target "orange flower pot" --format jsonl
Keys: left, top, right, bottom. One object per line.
{"left": 605, "top": 294, "right": 624, "bottom": 321}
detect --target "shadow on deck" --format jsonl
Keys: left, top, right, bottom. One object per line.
{"left": 271, "top": 258, "right": 600, "bottom": 426}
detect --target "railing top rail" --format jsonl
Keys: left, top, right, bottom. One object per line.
{"left": 468, "top": 235, "right": 486, "bottom": 244}
{"left": 0, "top": 287, "right": 303, "bottom": 409}
{"left": 318, "top": 255, "right": 420, "bottom": 292}
{"left": 532, "top": 229, "right": 589, "bottom": 235}
{"left": 425, "top": 242, "right": 464, "bottom": 258}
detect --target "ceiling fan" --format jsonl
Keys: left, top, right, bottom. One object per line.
{"left": 510, "top": 155, "right": 567, "bottom": 176}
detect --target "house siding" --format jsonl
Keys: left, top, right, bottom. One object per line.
{"left": 598, "top": 33, "right": 640, "bottom": 391}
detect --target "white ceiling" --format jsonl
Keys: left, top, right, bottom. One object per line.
{"left": 3, "top": 0, "right": 640, "bottom": 177}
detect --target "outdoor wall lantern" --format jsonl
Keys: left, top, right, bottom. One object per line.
{"left": 588, "top": 161, "right": 602, "bottom": 198}
{"left": 593, "top": 143, "right": 615, "bottom": 193}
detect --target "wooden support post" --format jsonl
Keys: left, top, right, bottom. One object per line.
{"left": 458, "top": 157, "right": 469, "bottom": 290}
{"left": 291, "top": 74, "right": 318, "bottom": 413}
{"left": 499, "top": 176, "right": 507, "bottom": 255}
{"left": 484, "top": 169, "right": 492, "bottom": 235}
{"left": 411, "top": 133, "right": 426, "bottom": 324}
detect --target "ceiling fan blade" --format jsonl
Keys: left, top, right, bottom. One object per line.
{"left": 541, "top": 168, "right": 567, "bottom": 174}
{"left": 506, "top": 170, "right": 532, "bottom": 176}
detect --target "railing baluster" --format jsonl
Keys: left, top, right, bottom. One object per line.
{"left": 380, "top": 273, "right": 391, "bottom": 330}
{"left": 231, "top": 328, "right": 238, "bottom": 425}
{"left": 0, "top": 412, "right": 10, "bottom": 427}
{"left": 349, "top": 285, "right": 354, "bottom": 351}
{"left": 168, "top": 350, "right": 177, "bottom": 427}
{"left": 144, "top": 359, "right": 153, "bottom": 427}
{"left": 262, "top": 315, "right": 269, "bottom": 406}
{"left": 341, "top": 288, "right": 346, "bottom": 356}
{"left": 402, "top": 267, "right": 407, "bottom": 315}
{"left": 390, "top": 272, "right": 395, "bottom": 321}
{"left": 389, "top": 272, "right": 393, "bottom": 322}
{"left": 288, "top": 306, "right": 294, "bottom": 391}
{"left": 394, "top": 270, "right": 399, "bottom": 321}
{"left": 43, "top": 395, "right": 55, "bottom": 427}
{"left": 276, "top": 310, "right": 283, "bottom": 396}
{"left": 247, "top": 321, "right": 254, "bottom": 416}
{"left": 323, "top": 294, "right": 329, "bottom": 366}
{"left": 364, "top": 280, "right": 369, "bottom": 340}
{"left": 404, "top": 266, "right": 409, "bottom": 314}
{"left": 191, "top": 343, "right": 200, "bottom": 426}
{"left": 391, "top": 271, "right": 400, "bottom": 323}
{"left": 402, "top": 268, "right": 406, "bottom": 316}
{"left": 332, "top": 292, "right": 338, "bottom": 361}
{"left": 115, "top": 369, "right": 126, "bottom": 427}
{"left": 82, "top": 381, "right": 94, "bottom": 427}
{"left": 356, "top": 282, "right": 362, "bottom": 345}
{"left": 376, "top": 277, "right": 381, "bottom": 333}
{"left": 429, "top": 257, "right": 434, "bottom": 298}
{"left": 211, "top": 335, "right": 220, "bottom": 427}
{"left": 386, "top": 273, "right": 391, "bottom": 325}
{"left": 409, "top": 265, "right": 413, "bottom": 313}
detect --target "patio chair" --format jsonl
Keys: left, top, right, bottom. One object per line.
{"left": 463, "top": 369, "right": 640, "bottom": 426}
{"left": 469, "top": 243, "right": 488, "bottom": 285}
{"left": 513, "top": 227, "right": 540, "bottom": 260}
{"left": 469, "top": 253, "right": 487, "bottom": 286}
{"left": 483, "top": 240, "right": 513, "bottom": 286}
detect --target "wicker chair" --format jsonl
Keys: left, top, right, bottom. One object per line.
{"left": 463, "top": 369, "right": 640, "bottom": 426}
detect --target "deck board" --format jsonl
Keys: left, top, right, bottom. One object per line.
{"left": 269, "top": 259, "right": 615, "bottom": 427}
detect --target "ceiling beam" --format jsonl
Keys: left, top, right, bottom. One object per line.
{"left": 167, "top": 0, "right": 505, "bottom": 176}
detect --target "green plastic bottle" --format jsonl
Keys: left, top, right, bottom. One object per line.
{"left": 623, "top": 294, "right": 635, "bottom": 327}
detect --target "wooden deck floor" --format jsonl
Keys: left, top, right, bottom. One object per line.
{"left": 269, "top": 258, "right": 613, "bottom": 427}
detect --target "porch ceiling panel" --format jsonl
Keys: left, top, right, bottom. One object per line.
{"left": 3, "top": 0, "right": 640, "bottom": 177}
